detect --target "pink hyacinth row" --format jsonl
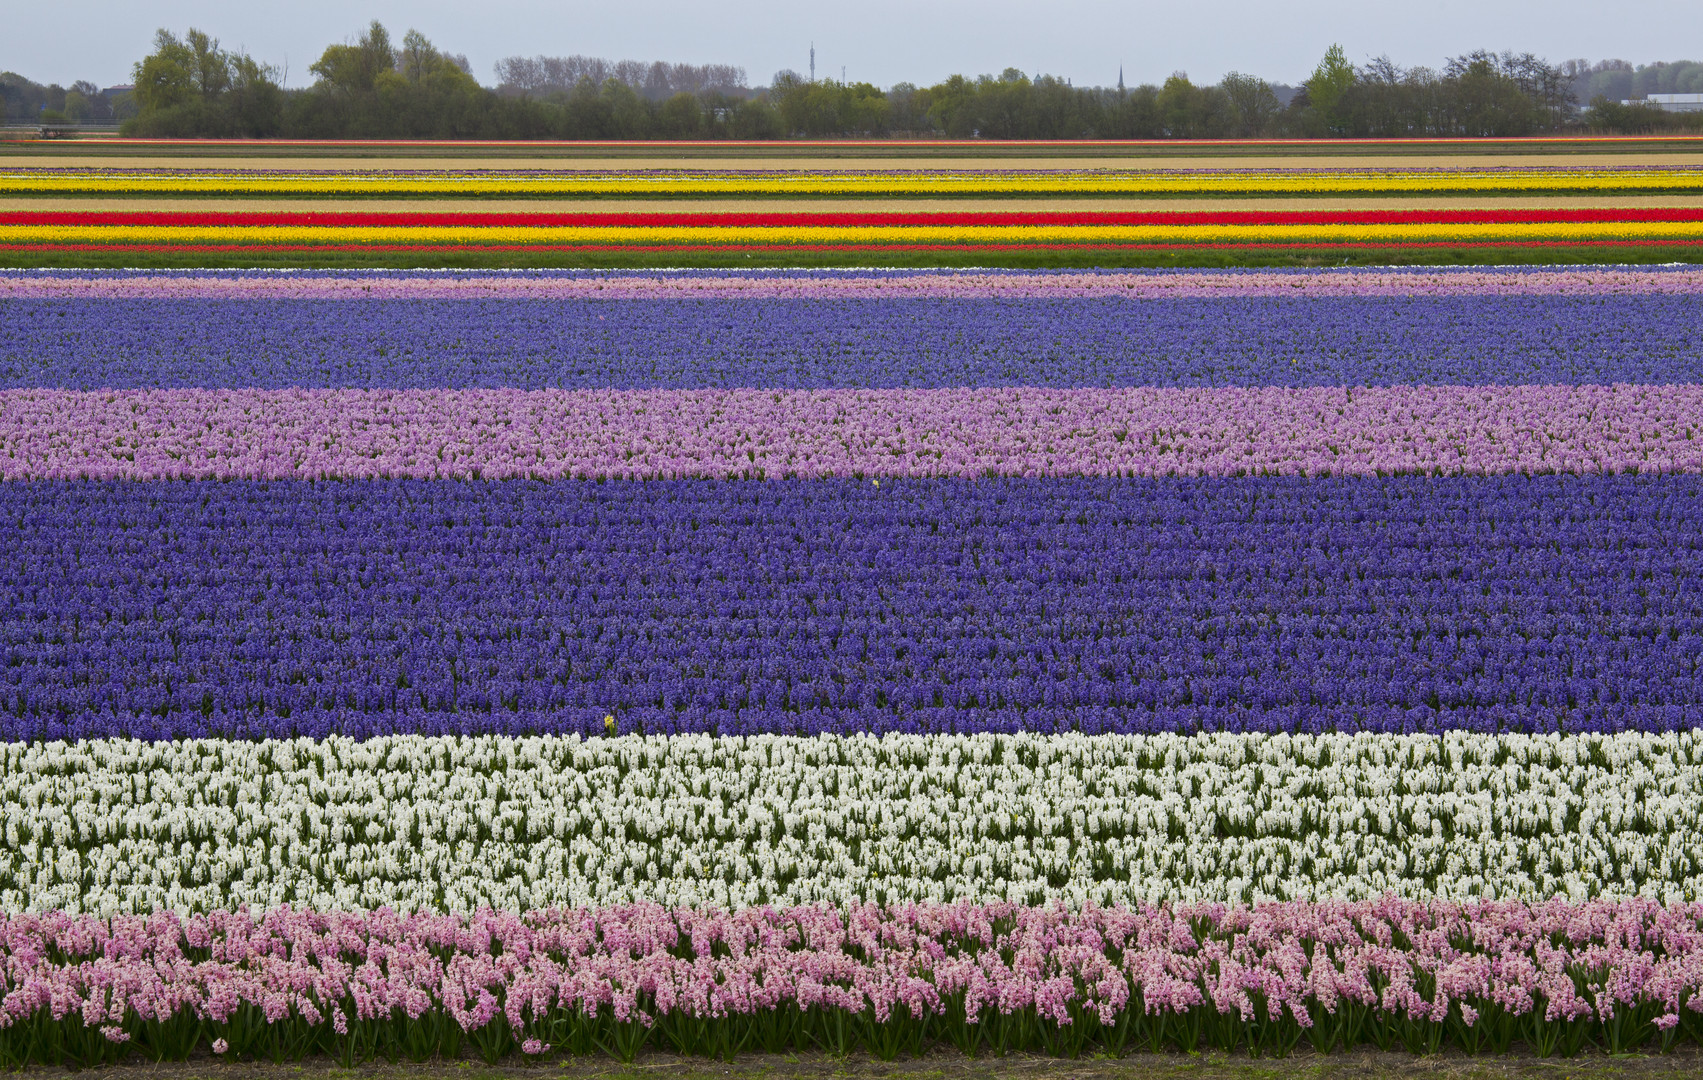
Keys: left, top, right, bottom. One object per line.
{"left": 2, "top": 899, "right": 1703, "bottom": 1055}
{"left": 6, "top": 268, "right": 1703, "bottom": 300}
{"left": 2, "top": 384, "right": 1700, "bottom": 481}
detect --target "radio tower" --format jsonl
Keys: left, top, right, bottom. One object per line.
{"left": 810, "top": 43, "right": 815, "bottom": 82}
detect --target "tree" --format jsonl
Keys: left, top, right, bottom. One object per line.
{"left": 224, "top": 53, "right": 285, "bottom": 134}
{"left": 657, "top": 91, "right": 703, "bottom": 136}
{"left": 926, "top": 74, "right": 977, "bottom": 137}
{"left": 1445, "top": 52, "right": 1542, "bottom": 135}
{"left": 885, "top": 82, "right": 930, "bottom": 132}
{"left": 396, "top": 29, "right": 477, "bottom": 92}
{"left": 309, "top": 21, "right": 396, "bottom": 96}
{"left": 128, "top": 27, "right": 282, "bottom": 135}
{"left": 131, "top": 29, "right": 198, "bottom": 112}
{"left": 185, "top": 29, "right": 232, "bottom": 99}
{"left": 1585, "top": 93, "right": 1691, "bottom": 133}
{"left": 1157, "top": 73, "right": 1203, "bottom": 136}
{"left": 1219, "top": 72, "right": 1280, "bottom": 136}
{"left": 1305, "top": 44, "right": 1355, "bottom": 133}
{"left": 1340, "top": 55, "right": 1417, "bottom": 136}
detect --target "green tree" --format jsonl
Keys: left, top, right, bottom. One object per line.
{"left": 224, "top": 52, "right": 285, "bottom": 134}
{"left": 1305, "top": 43, "right": 1356, "bottom": 133}
{"left": 885, "top": 82, "right": 930, "bottom": 132}
{"left": 128, "top": 27, "right": 281, "bottom": 135}
{"left": 1219, "top": 72, "right": 1280, "bottom": 136}
{"left": 396, "top": 29, "right": 478, "bottom": 92}
{"left": 1157, "top": 73, "right": 1203, "bottom": 136}
{"left": 1107, "top": 84, "right": 1164, "bottom": 137}
{"left": 309, "top": 21, "right": 396, "bottom": 96}
{"left": 1585, "top": 93, "right": 1690, "bottom": 132}
{"left": 926, "top": 74, "right": 977, "bottom": 136}
{"left": 186, "top": 29, "right": 232, "bottom": 99}
{"left": 841, "top": 82, "right": 890, "bottom": 134}
{"left": 657, "top": 91, "right": 704, "bottom": 136}
{"left": 131, "top": 29, "right": 198, "bottom": 112}
{"left": 1445, "top": 53, "right": 1541, "bottom": 135}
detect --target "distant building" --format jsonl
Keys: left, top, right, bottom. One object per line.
{"left": 1620, "top": 93, "right": 1703, "bottom": 112}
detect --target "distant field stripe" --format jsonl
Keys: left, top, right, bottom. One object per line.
{"left": 11, "top": 239, "right": 1703, "bottom": 255}
{"left": 3, "top": 384, "right": 1702, "bottom": 481}
{"left": 10, "top": 266, "right": 1703, "bottom": 302}
{"left": 10, "top": 279, "right": 1703, "bottom": 390}
{"left": 8, "top": 166, "right": 1703, "bottom": 199}
{"left": 9, "top": 207, "right": 1703, "bottom": 228}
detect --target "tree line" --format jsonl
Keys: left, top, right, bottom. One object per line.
{"left": 13, "top": 24, "right": 1702, "bottom": 138}
{"left": 1, "top": 74, "right": 133, "bottom": 124}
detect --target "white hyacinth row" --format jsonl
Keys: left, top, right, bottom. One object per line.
{"left": 6, "top": 731, "right": 1702, "bottom": 914}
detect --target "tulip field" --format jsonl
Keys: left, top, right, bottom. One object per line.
{"left": 4, "top": 141, "right": 1703, "bottom": 1067}
{"left": 7, "top": 163, "right": 1703, "bottom": 198}
{"left": 10, "top": 208, "right": 1703, "bottom": 262}
{"left": 7, "top": 146, "right": 1703, "bottom": 266}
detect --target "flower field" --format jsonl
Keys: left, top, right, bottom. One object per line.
{"left": 4, "top": 474, "right": 1703, "bottom": 739}
{"left": 8, "top": 733, "right": 1703, "bottom": 911}
{"left": 8, "top": 164, "right": 1703, "bottom": 198}
{"left": 4, "top": 144, "right": 1703, "bottom": 1065}
{"left": 8, "top": 267, "right": 1703, "bottom": 388}
{"left": 4, "top": 900, "right": 1703, "bottom": 1068}
{"left": 11, "top": 208, "right": 1703, "bottom": 256}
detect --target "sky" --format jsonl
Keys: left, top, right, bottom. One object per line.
{"left": 9, "top": 0, "right": 1703, "bottom": 91}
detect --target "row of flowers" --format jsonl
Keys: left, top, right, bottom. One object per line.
{"left": 9, "top": 265, "right": 1703, "bottom": 300}
{"left": 10, "top": 220, "right": 1703, "bottom": 249}
{"left": 18, "top": 209, "right": 1703, "bottom": 226}
{"left": 2, "top": 385, "right": 1699, "bottom": 480}
{"left": 5, "top": 732, "right": 1703, "bottom": 912}
{"left": 0, "top": 474, "right": 1697, "bottom": 740}
{"left": 2, "top": 899, "right": 1703, "bottom": 1066}
{"left": 5, "top": 166, "right": 1701, "bottom": 197}
{"left": 10, "top": 283, "right": 1703, "bottom": 391}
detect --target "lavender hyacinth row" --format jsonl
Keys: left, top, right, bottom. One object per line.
{"left": 10, "top": 265, "right": 1703, "bottom": 300}
{"left": 2, "top": 900, "right": 1702, "bottom": 1068}
{"left": 1, "top": 384, "right": 1698, "bottom": 481}
{"left": 8, "top": 291, "right": 1703, "bottom": 390}
{"left": 2, "top": 476, "right": 1700, "bottom": 739}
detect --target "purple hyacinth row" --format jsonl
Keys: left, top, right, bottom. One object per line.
{"left": 7, "top": 266, "right": 1703, "bottom": 300}
{"left": 9, "top": 475, "right": 1697, "bottom": 740}
{"left": 4, "top": 899, "right": 1703, "bottom": 1066}
{"left": 3, "top": 384, "right": 1700, "bottom": 480}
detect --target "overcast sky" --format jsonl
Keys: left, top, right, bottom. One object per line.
{"left": 9, "top": 0, "right": 1703, "bottom": 91}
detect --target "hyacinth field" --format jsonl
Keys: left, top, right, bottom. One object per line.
{"left": 4, "top": 141, "right": 1703, "bottom": 1068}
